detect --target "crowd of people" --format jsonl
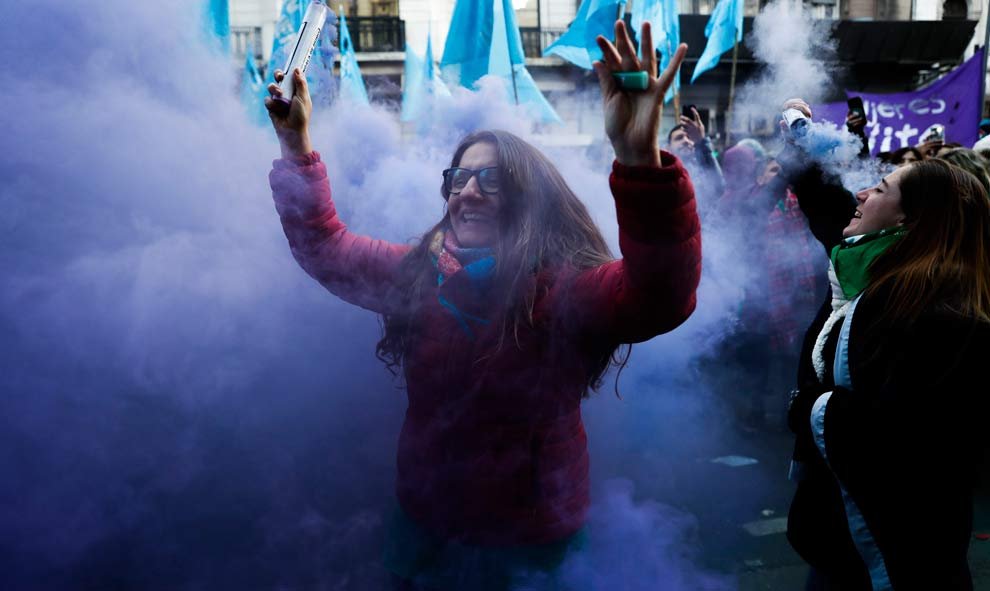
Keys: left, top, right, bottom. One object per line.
{"left": 672, "top": 97, "right": 990, "bottom": 435}
{"left": 264, "top": 18, "right": 990, "bottom": 591}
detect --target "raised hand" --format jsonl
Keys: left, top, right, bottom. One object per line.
{"left": 592, "top": 20, "right": 688, "bottom": 168}
{"left": 778, "top": 98, "right": 813, "bottom": 140}
{"left": 680, "top": 107, "right": 705, "bottom": 144}
{"left": 265, "top": 68, "right": 313, "bottom": 159}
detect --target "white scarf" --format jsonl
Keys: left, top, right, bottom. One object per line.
{"left": 812, "top": 260, "right": 853, "bottom": 381}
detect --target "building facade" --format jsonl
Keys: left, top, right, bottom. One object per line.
{"left": 230, "top": 0, "right": 984, "bottom": 144}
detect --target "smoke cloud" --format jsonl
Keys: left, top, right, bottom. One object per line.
{"left": 735, "top": 0, "right": 890, "bottom": 193}
{"left": 0, "top": 1, "right": 821, "bottom": 589}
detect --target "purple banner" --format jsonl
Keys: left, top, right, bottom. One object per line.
{"left": 815, "top": 49, "right": 983, "bottom": 155}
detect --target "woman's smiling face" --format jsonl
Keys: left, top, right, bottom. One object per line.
{"left": 447, "top": 142, "right": 503, "bottom": 248}
{"left": 844, "top": 166, "right": 908, "bottom": 238}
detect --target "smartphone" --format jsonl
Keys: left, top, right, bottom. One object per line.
{"left": 847, "top": 96, "right": 865, "bottom": 119}
{"left": 682, "top": 104, "right": 696, "bottom": 118}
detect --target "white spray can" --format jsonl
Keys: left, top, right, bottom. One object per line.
{"left": 271, "top": 0, "right": 330, "bottom": 115}
{"left": 782, "top": 107, "right": 810, "bottom": 138}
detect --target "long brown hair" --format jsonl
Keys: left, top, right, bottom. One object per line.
{"left": 376, "top": 130, "right": 629, "bottom": 394}
{"left": 864, "top": 159, "right": 990, "bottom": 330}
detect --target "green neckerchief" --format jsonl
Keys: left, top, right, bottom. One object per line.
{"left": 830, "top": 226, "right": 907, "bottom": 300}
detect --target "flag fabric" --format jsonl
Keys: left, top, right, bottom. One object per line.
{"left": 337, "top": 10, "right": 370, "bottom": 104}
{"left": 491, "top": 0, "right": 559, "bottom": 122}
{"left": 401, "top": 46, "right": 426, "bottom": 121}
{"left": 814, "top": 49, "right": 984, "bottom": 155}
{"left": 269, "top": 0, "right": 307, "bottom": 77}
{"left": 440, "top": 0, "right": 505, "bottom": 86}
{"left": 690, "top": 0, "right": 743, "bottom": 83}
{"left": 441, "top": 0, "right": 560, "bottom": 123}
{"left": 544, "top": 0, "right": 626, "bottom": 70}
{"left": 630, "top": 0, "right": 679, "bottom": 102}
{"left": 268, "top": 0, "right": 337, "bottom": 107}
{"left": 204, "top": 0, "right": 230, "bottom": 53}
{"left": 402, "top": 31, "right": 451, "bottom": 122}
{"left": 241, "top": 51, "right": 269, "bottom": 125}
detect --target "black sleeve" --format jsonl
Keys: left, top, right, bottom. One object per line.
{"left": 693, "top": 137, "right": 725, "bottom": 196}
{"left": 778, "top": 145, "right": 857, "bottom": 255}
{"left": 852, "top": 127, "right": 871, "bottom": 160}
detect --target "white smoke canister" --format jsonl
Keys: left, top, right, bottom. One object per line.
{"left": 271, "top": 0, "right": 330, "bottom": 115}
{"left": 782, "top": 107, "right": 809, "bottom": 137}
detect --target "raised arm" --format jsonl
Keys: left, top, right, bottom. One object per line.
{"left": 557, "top": 154, "right": 701, "bottom": 342}
{"left": 267, "top": 69, "right": 409, "bottom": 313}
{"left": 776, "top": 99, "right": 857, "bottom": 255}
{"left": 682, "top": 106, "right": 725, "bottom": 197}
{"left": 552, "top": 21, "right": 700, "bottom": 343}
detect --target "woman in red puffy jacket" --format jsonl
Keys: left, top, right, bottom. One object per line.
{"left": 266, "top": 21, "right": 701, "bottom": 590}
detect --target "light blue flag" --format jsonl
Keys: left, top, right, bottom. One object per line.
{"left": 690, "top": 0, "right": 743, "bottom": 83}
{"left": 268, "top": 0, "right": 336, "bottom": 107}
{"left": 402, "top": 31, "right": 451, "bottom": 122}
{"left": 492, "top": 0, "right": 560, "bottom": 122}
{"left": 337, "top": 10, "right": 370, "bottom": 104}
{"left": 241, "top": 51, "right": 269, "bottom": 125}
{"left": 544, "top": 0, "right": 626, "bottom": 69}
{"left": 269, "top": 0, "right": 306, "bottom": 77}
{"left": 441, "top": 0, "right": 560, "bottom": 123}
{"left": 203, "top": 0, "right": 230, "bottom": 53}
{"left": 402, "top": 47, "right": 425, "bottom": 121}
{"left": 630, "top": 0, "right": 680, "bottom": 102}
{"left": 441, "top": 0, "right": 504, "bottom": 86}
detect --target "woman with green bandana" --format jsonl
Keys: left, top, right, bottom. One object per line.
{"left": 779, "top": 100, "right": 990, "bottom": 590}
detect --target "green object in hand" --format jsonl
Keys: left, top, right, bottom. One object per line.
{"left": 612, "top": 71, "right": 648, "bottom": 90}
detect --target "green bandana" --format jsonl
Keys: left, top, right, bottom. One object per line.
{"left": 830, "top": 227, "right": 907, "bottom": 299}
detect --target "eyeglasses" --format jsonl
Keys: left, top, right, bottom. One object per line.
{"left": 442, "top": 167, "right": 500, "bottom": 198}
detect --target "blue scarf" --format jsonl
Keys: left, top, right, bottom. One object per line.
{"left": 429, "top": 231, "right": 495, "bottom": 338}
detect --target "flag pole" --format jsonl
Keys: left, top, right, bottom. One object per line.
{"left": 504, "top": 0, "right": 520, "bottom": 104}
{"left": 981, "top": 0, "right": 990, "bottom": 120}
{"left": 669, "top": 41, "right": 680, "bottom": 117}
{"left": 725, "top": 39, "right": 739, "bottom": 146}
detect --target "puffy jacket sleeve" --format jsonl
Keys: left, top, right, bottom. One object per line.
{"left": 269, "top": 151, "right": 411, "bottom": 313}
{"left": 554, "top": 152, "right": 702, "bottom": 343}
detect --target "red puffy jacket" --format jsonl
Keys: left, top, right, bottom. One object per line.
{"left": 270, "top": 150, "right": 701, "bottom": 546}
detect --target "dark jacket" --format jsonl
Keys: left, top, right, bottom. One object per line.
{"left": 269, "top": 150, "right": 702, "bottom": 546}
{"left": 685, "top": 137, "right": 725, "bottom": 214}
{"left": 785, "top": 159, "right": 990, "bottom": 589}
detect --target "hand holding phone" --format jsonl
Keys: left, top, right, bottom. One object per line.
{"left": 847, "top": 97, "right": 865, "bottom": 119}
{"left": 679, "top": 105, "right": 705, "bottom": 143}
{"left": 846, "top": 96, "right": 866, "bottom": 133}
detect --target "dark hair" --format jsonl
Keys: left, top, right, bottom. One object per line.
{"left": 667, "top": 124, "right": 687, "bottom": 143}
{"left": 376, "top": 130, "right": 630, "bottom": 395}
{"left": 865, "top": 159, "right": 990, "bottom": 331}
{"left": 888, "top": 147, "right": 923, "bottom": 165}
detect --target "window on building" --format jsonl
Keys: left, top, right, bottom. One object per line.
{"left": 942, "top": 0, "right": 967, "bottom": 19}
{"left": 231, "top": 25, "right": 262, "bottom": 61}
{"left": 679, "top": 0, "right": 715, "bottom": 14}
{"left": 372, "top": 0, "right": 399, "bottom": 17}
